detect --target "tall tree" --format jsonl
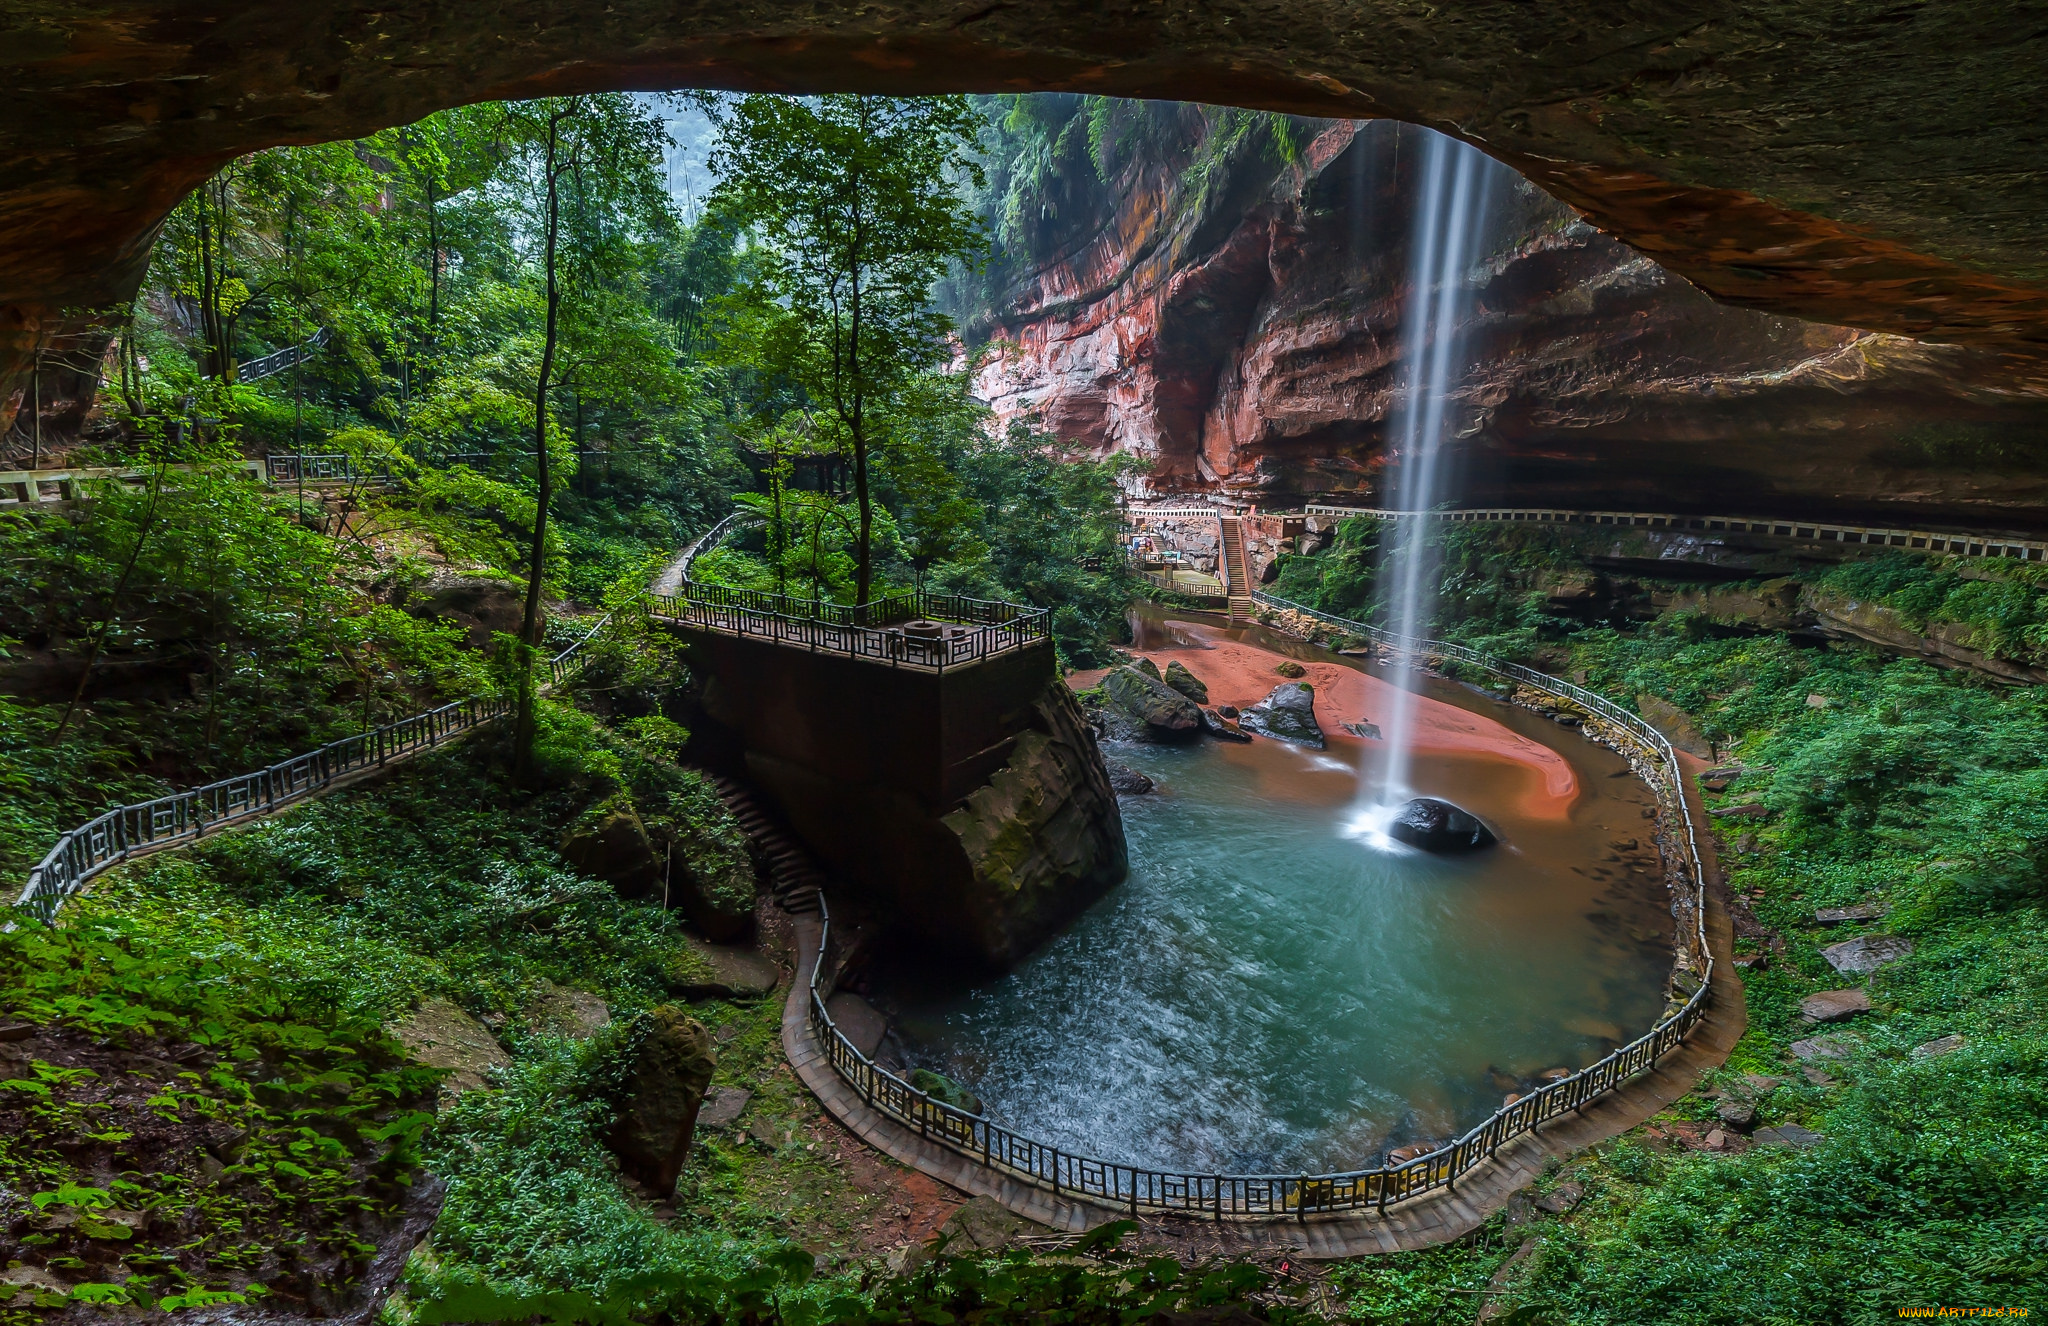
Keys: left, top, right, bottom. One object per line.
{"left": 706, "top": 94, "right": 984, "bottom": 606}
{"left": 496, "top": 94, "right": 676, "bottom": 777}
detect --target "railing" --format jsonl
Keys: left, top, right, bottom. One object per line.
{"left": 265, "top": 452, "right": 393, "bottom": 484}
{"left": 806, "top": 590, "right": 1713, "bottom": 1223}
{"left": 15, "top": 597, "right": 617, "bottom": 925}
{"left": 1301, "top": 503, "right": 2048, "bottom": 564}
{"left": 650, "top": 514, "right": 1051, "bottom": 672}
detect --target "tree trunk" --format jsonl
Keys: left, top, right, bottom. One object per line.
{"left": 513, "top": 110, "right": 567, "bottom": 781}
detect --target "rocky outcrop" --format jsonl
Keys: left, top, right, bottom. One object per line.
{"left": 966, "top": 109, "right": 2048, "bottom": 529}
{"left": 1101, "top": 664, "right": 1205, "bottom": 742}
{"left": 560, "top": 798, "right": 662, "bottom": 899}
{"left": 1388, "top": 798, "right": 1498, "bottom": 852}
{"left": 609, "top": 1006, "right": 716, "bottom": 1194}
{"left": 941, "top": 681, "right": 1130, "bottom": 968}
{"left": 393, "top": 572, "right": 532, "bottom": 652}
{"left": 1238, "top": 682, "right": 1325, "bottom": 748}
{"left": 1804, "top": 588, "right": 2048, "bottom": 686}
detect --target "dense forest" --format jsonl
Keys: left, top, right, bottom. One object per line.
{"left": 3, "top": 90, "right": 2044, "bottom": 1325}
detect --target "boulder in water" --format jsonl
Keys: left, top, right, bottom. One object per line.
{"left": 1102, "top": 665, "right": 1203, "bottom": 742}
{"left": 1163, "top": 659, "right": 1209, "bottom": 704}
{"left": 1104, "top": 759, "right": 1155, "bottom": 795}
{"left": 1238, "top": 682, "right": 1324, "bottom": 748}
{"left": 1388, "top": 798, "right": 1497, "bottom": 852}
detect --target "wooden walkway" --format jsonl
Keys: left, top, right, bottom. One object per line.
{"left": 780, "top": 769, "right": 1745, "bottom": 1257}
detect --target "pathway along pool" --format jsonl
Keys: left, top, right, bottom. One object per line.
{"left": 867, "top": 617, "right": 1675, "bottom": 1177}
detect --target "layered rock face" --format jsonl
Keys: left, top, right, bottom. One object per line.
{"left": 968, "top": 114, "right": 2048, "bottom": 531}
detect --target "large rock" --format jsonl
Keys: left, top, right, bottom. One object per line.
{"left": 1101, "top": 665, "right": 1204, "bottom": 743}
{"left": 1799, "top": 989, "right": 1871, "bottom": 1023}
{"left": 1163, "top": 660, "right": 1209, "bottom": 704}
{"left": 390, "top": 997, "right": 509, "bottom": 1098}
{"left": 396, "top": 572, "right": 532, "bottom": 651}
{"left": 670, "top": 934, "right": 781, "bottom": 1001}
{"left": 561, "top": 799, "right": 661, "bottom": 898}
{"left": 529, "top": 981, "right": 612, "bottom": 1040}
{"left": 1387, "top": 798, "right": 1498, "bottom": 852}
{"left": 1821, "top": 935, "right": 1914, "bottom": 974}
{"left": 673, "top": 851, "right": 759, "bottom": 943}
{"left": 940, "top": 682, "right": 1130, "bottom": 969}
{"left": 609, "top": 1006, "right": 716, "bottom": 1194}
{"left": 1238, "top": 682, "right": 1324, "bottom": 748}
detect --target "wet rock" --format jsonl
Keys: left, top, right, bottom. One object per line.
{"left": 1341, "top": 720, "right": 1382, "bottom": 740}
{"left": 909, "top": 1068, "right": 983, "bottom": 1116}
{"left": 1714, "top": 1100, "right": 1758, "bottom": 1132}
{"left": 1213, "top": 704, "right": 1240, "bottom": 719}
{"left": 561, "top": 799, "right": 662, "bottom": 898}
{"left": 1105, "top": 759, "right": 1155, "bottom": 796}
{"left": 671, "top": 935, "right": 781, "bottom": 1001}
{"left": 1912, "top": 1034, "right": 1965, "bottom": 1059}
{"left": 1132, "top": 656, "right": 1163, "bottom": 681}
{"left": 1821, "top": 934, "right": 1913, "bottom": 974}
{"left": 1200, "top": 706, "right": 1252, "bottom": 741}
{"left": 1385, "top": 1142, "right": 1438, "bottom": 1164}
{"left": 825, "top": 991, "right": 888, "bottom": 1058}
{"left": 1238, "top": 681, "right": 1324, "bottom": 748}
{"left": 1535, "top": 1181, "right": 1583, "bottom": 1214}
{"left": 1753, "top": 1123, "right": 1823, "bottom": 1149}
{"left": 1102, "top": 665, "right": 1204, "bottom": 742}
{"left": 1800, "top": 989, "right": 1871, "bottom": 1022}
{"left": 1164, "top": 659, "right": 1209, "bottom": 704}
{"left": 609, "top": 1006, "right": 716, "bottom": 1194}
{"left": 939, "top": 682, "right": 1130, "bottom": 969}
{"left": 390, "top": 997, "right": 510, "bottom": 1098}
{"left": 697, "top": 1086, "right": 752, "bottom": 1130}
{"left": 1388, "top": 798, "right": 1498, "bottom": 852}
{"left": 530, "top": 981, "right": 612, "bottom": 1039}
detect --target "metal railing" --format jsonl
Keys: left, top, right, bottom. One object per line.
{"left": 650, "top": 514, "right": 1051, "bottom": 672}
{"left": 806, "top": 590, "right": 1713, "bottom": 1223}
{"left": 15, "top": 601, "right": 616, "bottom": 924}
{"left": 1302, "top": 503, "right": 2048, "bottom": 564}
{"left": 265, "top": 452, "right": 393, "bottom": 484}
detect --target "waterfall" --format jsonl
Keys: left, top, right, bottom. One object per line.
{"left": 1357, "top": 129, "right": 1497, "bottom": 819}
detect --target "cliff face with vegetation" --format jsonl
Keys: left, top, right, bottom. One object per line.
{"left": 958, "top": 102, "right": 2048, "bottom": 531}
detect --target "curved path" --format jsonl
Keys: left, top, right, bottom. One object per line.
{"left": 776, "top": 739, "right": 1745, "bottom": 1257}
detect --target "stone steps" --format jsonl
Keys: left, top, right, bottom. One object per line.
{"left": 701, "top": 771, "right": 824, "bottom": 915}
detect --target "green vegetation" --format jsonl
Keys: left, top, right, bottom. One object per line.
{"left": 1273, "top": 518, "right": 2048, "bottom": 1323}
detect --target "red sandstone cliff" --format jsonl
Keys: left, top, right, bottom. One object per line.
{"left": 965, "top": 111, "right": 2048, "bottom": 530}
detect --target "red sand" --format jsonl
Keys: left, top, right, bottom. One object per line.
{"left": 1071, "top": 624, "right": 1579, "bottom": 820}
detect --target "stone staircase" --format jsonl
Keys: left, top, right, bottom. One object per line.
{"left": 701, "top": 771, "right": 823, "bottom": 915}
{"left": 1218, "top": 515, "right": 1256, "bottom": 624}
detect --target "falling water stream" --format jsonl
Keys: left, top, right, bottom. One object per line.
{"left": 861, "top": 131, "right": 1656, "bottom": 1179}
{"left": 1364, "top": 130, "right": 1499, "bottom": 813}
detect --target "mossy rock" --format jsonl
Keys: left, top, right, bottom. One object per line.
{"left": 560, "top": 795, "right": 661, "bottom": 898}
{"left": 1164, "top": 659, "right": 1209, "bottom": 703}
{"left": 1134, "top": 656, "right": 1163, "bottom": 680}
{"left": 1274, "top": 659, "right": 1308, "bottom": 679}
{"left": 908, "top": 1068, "right": 983, "bottom": 1116}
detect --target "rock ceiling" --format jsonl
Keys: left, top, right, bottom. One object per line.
{"left": 3, "top": 0, "right": 2045, "bottom": 342}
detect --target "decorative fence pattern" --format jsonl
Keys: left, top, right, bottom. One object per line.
{"left": 15, "top": 607, "right": 612, "bottom": 924}
{"left": 1302, "top": 502, "right": 2048, "bottom": 564}
{"left": 806, "top": 590, "right": 1714, "bottom": 1223}
{"left": 648, "top": 513, "right": 1051, "bottom": 672}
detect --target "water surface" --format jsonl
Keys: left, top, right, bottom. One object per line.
{"left": 870, "top": 625, "right": 1672, "bottom": 1175}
